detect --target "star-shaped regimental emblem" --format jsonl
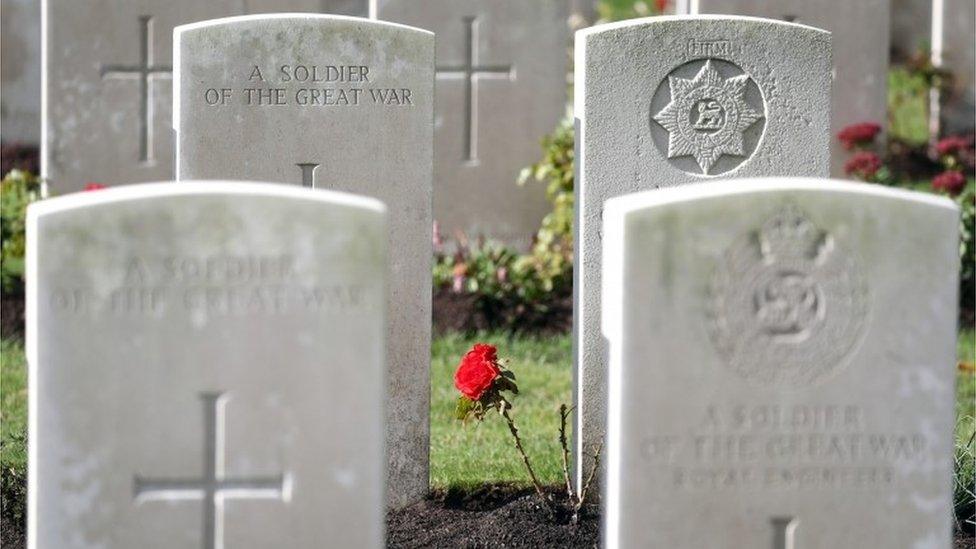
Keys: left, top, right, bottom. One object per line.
{"left": 653, "top": 60, "right": 764, "bottom": 174}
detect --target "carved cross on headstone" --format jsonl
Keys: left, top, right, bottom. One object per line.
{"left": 436, "top": 16, "right": 514, "bottom": 164}
{"left": 771, "top": 517, "right": 799, "bottom": 549}
{"left": 297, "top": 163, "right": 320, "bottom": 188}
{"left": 134, "top": 392, "right": 288, "bottom": 549}
{"left": 100, "top": 15, "right": 172, "bottom": 164}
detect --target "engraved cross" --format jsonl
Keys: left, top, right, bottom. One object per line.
{"left": 100, "top": 15, "right": 172, "bottom": 164}
{"left": 436, "top": 16, "right": 514, "bottom": 163}
{"left": 772, "top": 516, "right": 799, "bottom": 549}
{"left": 134, "top": 392, "right": 288, "bottom": 549}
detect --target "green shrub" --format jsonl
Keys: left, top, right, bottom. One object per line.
{"left": 1, "top": 170, "right": 45, "bottom": 294}
{"left": 959, "top": 185, "right": 975, "bottom": 313}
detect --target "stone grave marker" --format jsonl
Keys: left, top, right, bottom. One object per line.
{"left": 574, "top": 16, "right": 831, "bottom": 490}
{"left": 676, "top": 0, "right": 890, "bottom": 176}
{"left": 174, "top": 14, "right": 433, "bottom": 507}
{"left": 372, "top": 0, "right": 569, "bottom": 247}
{"left": 41, "top": 0, "right": 360, "bottom": 193}
{"left": 2, "top": 0, "right": 42, "bottom": 144}
{"left": 602, "top": 178, "right": 959, "bottom": 548}
{"left": 933, "top": 0, "right": 975, "bottom": 136}
{"left": 28, "top": 182, "right": 387, "bottom": 548}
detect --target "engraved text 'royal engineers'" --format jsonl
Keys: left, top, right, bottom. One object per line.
{"left": 602, "top": 179, "right": 959, "bottom": 548}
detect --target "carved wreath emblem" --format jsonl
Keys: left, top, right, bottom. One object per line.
{"left": 653, "top": 60, "right": 764, "bottom": 175}
{"left": 707, "top": 206, "right": 868, "bottom": 388}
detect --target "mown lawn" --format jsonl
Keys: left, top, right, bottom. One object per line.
{"left": 1, "top": 330, "right": 974, "bottom": 491}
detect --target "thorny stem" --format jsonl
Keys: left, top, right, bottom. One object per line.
{"left": 558, "top": 404, "right": 577, "bottom": 502}
{"left": 501, "top": 402, "right": 551, "bottom": 508}
{"left": 575, "top": 441, "right": 603, "bottom": 513}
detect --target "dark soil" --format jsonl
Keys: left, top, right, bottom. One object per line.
{"left": 1, "top": 295, "right": 25, "bottom": 341}
{"left": 0, "top": 143, "right": 39, "bottom": 176}
{"left": 387, "top": 485, "right": 599, "bottom": 548}
{"left": 432, "top": 287, "right": 573, "bottom": 336}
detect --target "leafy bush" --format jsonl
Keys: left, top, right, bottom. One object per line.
{"left": 958, "top": 185, "right": 975, "bottom": 314}
{"left": 1, "top": 170, "right": 45, "bottom": 294}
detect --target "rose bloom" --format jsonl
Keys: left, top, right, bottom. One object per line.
{"left": 454, "top": 343, "right": 501, "bottom": 400}
{"left": 843, "top": 151, "right": 882, "bottom": 179}
{"left": 837, "top": 122, "right": 882, "bottom": 150}
{"left": 932, "top": 170, "right": 967, "bottom": 196}
{"left": 935, "top": 135, "right": 974, "bottom": 157}
{"left": 83, "top": 182, "right": 107, "bottom": 191}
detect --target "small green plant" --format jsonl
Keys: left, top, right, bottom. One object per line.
{"left": 957, "top": 185, "right": 975, "bottom": 315}
{"left": 1, "top": 170, "right": 45, "bottom": 294}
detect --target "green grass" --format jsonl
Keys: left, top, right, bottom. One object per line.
{"left": 1, "top": 339, "right": 27, "bottom": 472}
{"left": 430, "top": 332, "right": 571, "bottom": 489}
{"left": 2, "top": 329, "right": 974, "bottom": 494}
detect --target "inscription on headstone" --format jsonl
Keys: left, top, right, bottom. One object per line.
{"left": 42, "top": 0, "right": 358, "bottom": 192}
{"left": 174, "top": 14, "right": 433, "bottom": 507}
{"left": 676, "top": 0, "right": 890, "bottom": 176}
{"left": 28, "top": 182, "right": 388, "bottom": 548}
{"left": 373, "top": 0, "right": 569, "bottom": 247}
{"left": 602, "top": 179, "right": 958, "bottom": 548}
{"left": 574, "top": 16, "right": 831, "bottom": 491}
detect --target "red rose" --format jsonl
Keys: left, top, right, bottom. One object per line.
{"left": 843, "top": 151, "right": 882, "bottom": 180}
{"left": 932, "top": 170, "right": 967, "bottom": 196}
{"left": 837, "top": 122, "right": 881, "bottom": 150}
{"left": 84, "top": 182, "right": 107, "bottom": 191}
{"left": 454, "top": 343, "right": 501, "bottom": 400}
{"left": 935, "top": 135, "right": 974, "bottom": 157}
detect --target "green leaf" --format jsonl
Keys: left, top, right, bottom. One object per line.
{"left": 454, "top": 396, "right": 475, "bottom": 421}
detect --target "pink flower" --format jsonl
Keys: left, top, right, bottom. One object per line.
{"left": 935, "top": 135, "right": 974, "bottom": 157}
{"left": 837, "top": 122, "right": 882, "bottom": 150}
{"left": 932, "top": 171, "right": 967, "bottom": 196}
{"left": 83, "top": 182, "right": 107, "bottom": 191}
{"left": 843, "top": 151, "right": 883, "bottom": 180}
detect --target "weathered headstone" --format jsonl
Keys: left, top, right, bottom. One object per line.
{"left": 676, "top": 0, "right": 889, "bottom": 176}
{"left": 1, "top": 0, "right": 42, "bottom": 144}
{"left": 41, "top": 0, "right": 362, "bottom": 192}
{"left": 934, "top": 0, "right": 975, "bottom": 136}
{"left": 372, "top": 0, "right": 569, "bottom": 247}
{"left": 174, "top": 14, "right": 433, "bottom": 507}
{"left": 574, "top": 16, "right": 831, "bottom": 489}
{"left": 28, "top": 182, "right": 387, "bottom": 548}
{"left": 602, "top": 178, "right": 959, "bottom": 548}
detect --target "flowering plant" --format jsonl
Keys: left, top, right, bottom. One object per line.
{"left": 838, "top": 122, "right": 890, "bottom": 184}
{"left": 83, "top": 182, "right": 107, "bottom": 191}
{"left": 453, "top": 343, "right": 600, "bottom": 522}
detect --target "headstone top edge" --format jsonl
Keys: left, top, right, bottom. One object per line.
{"left": 603, "top": 178, "right": 960, "bottom": 219}
{"left": 174, "top": 13, "right": 434, "bottom": 38}
{"left": 26, "top": 181, "right": 388, "bottom": 220}
{"left": 576, "top": 14, "right": 831, "bottom": 41}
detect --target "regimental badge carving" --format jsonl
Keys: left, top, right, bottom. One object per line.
{"left": 708, "top": 206, "right": 868, "bottom": 388}
{"left": 651, "top": 59, "right": 765, "bottom": 176}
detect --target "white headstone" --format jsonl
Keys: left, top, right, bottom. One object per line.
{"left": 372, "top": 0, "right": 569, "bottom": 247}
{"left": 1, "top": 0, "right": 41, "bottom": 144}
{"left": 676, "top": 0, "right": 890, "bottom": 176}
{"left": 41, "top": 0, "right": 361, "bottom": 192}
{"left": 28, "top": 182, "right": 388, "bottom": 548}
{"left": 934, "top": 0, "right": 975, "bottom": 136}
{"left": 574, "top": 16, "right": 831, "bottom": 490}
{"left": 174, "top": 14, "right": 433, "bottom": 507}
{"left": 603, "top": 178, "right": 959, "bottom": 548}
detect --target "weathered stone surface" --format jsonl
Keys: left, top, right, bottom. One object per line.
{"left": 574, "top": 16, "right": 831, "bottom": 489}
{"left": 1, "top": 0, "right": 41, "bottom": 144}
{"left": 28, "top": 182, "right": 388, "bottom": 548}
{"left": 602, "top": 178, "right": 959, "bottom": 548}
{"left": 936, "top": 0, "right": 975, "bottom": 135}
{"left": 41, "top": 0, "right": 357, "bottom": 192}
{"left": 174, "top": 14, "right": 433, "bottom": 507}
{"left": 372, "top": 0, "right": 569, "bottom": 247}
{"left": 677, "top": 0, "right": 889, "bottom": 176}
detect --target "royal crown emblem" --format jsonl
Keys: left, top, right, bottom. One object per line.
{"left": 652, "top": 59, "right": 765, "bottom": 175}
{"left": 708, "top": 206, "right": 868, "bottom": 388}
